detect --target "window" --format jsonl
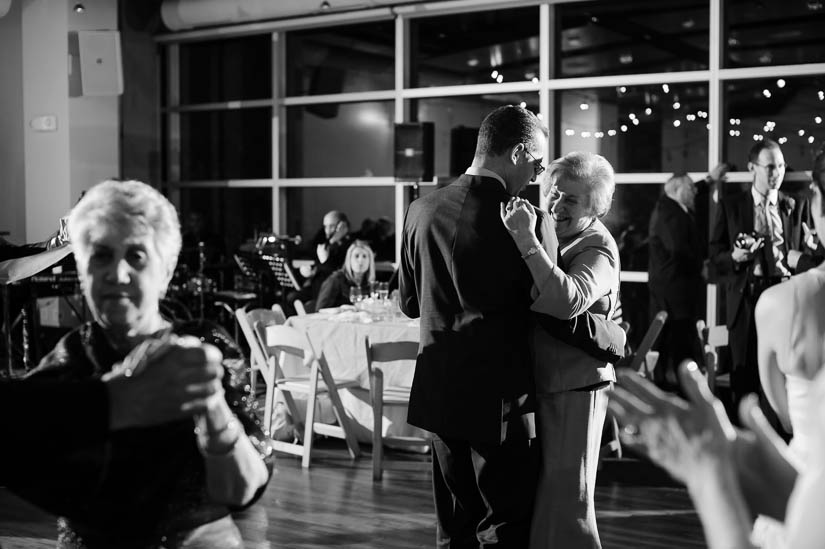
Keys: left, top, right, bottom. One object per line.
{"left": 179, "top": 108, "right": 271, "bottom": 180}
{"left": 410, "top": 7, "right": 540, "bottom": 88}
{"left": 557, "top": 83, "right": 709, "bottom": 172}
{"left": 286, "top": 21, "right": 395, "bottom": 96}
{"left": 285, "top": 101, "right": 394, "bottom": 178}
{"left": 723, "top": 75, "right": 825, "bottom": 171}
{"left": 724, "top": 0, "right": 825, "bottom": 68}
{"left": 555, "top": 0, "right": 708, "bottom": 78}
{"left": 180, "top": 35, "right": 271, "bottom": 104}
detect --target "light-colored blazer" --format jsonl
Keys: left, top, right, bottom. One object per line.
{"left": 530, "top": 217, "right": 620, "bottom": 394}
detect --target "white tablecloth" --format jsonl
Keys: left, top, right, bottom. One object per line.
{"left": 286, "top": 312, "right": 429, "bottom": 445}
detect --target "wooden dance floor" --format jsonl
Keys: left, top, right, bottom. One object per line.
{"left": 0, "top": 441, "right": 704, "bottom": 548}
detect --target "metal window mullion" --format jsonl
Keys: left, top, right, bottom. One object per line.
{"left": 402, "top": 81, "right": 540, "bottom": 99}
{"left": 281, "top": 90, "right": 396, "bottom": 106}
{"left": 394, "top": 13, "right": 407, "bottom": 265}
{"left": 272, "top": 31, "right": 282, "bottom": 234}
{"left": 707, "top": 0, "right": 722, "bottom": 327}
{"left": 719, "top": 62, "right": 825, "bottom": 81}
{"left": 540, "top": 3, "right": 553, "bottom": 155}
{"left": 546, "top": 70, "right": 712, "bottom": 91}
{"left": 166, "top": 43, "right": 181, "bottom": 187}
{"left": 165, "top": 99, "right": 275, "bottom": 113}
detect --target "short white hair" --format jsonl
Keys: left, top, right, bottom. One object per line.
{"left": 68, "top": 179, "right": 181, "bottom": 271}
{"left": 543, "top": 151, "right": 615, "bottom": 218}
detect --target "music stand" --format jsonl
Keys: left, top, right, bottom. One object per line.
{"left": 260, "top": 253, "right": 301, "bottom": 292}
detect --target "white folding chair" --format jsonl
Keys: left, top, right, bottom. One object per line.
{"left": 696, "top": 319, "right": 730, "bottom": 393}
{"left": 263, "top": 324, "right": 361, "bottom": 467}
{"left": 364, "top": 336, "right": 430, "bottom": 481}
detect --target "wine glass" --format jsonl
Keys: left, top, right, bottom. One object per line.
{"left": 349, "top": 287, "right": 362, "bottom": 306}
{"left": 377, "top": 282, "right": 389, "bottom": 302}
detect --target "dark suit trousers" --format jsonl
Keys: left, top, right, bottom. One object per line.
{"left": 729, "top": 285, "right": 788, "bottom": 438}
{"left": 432, "top": 421, "right": 539, "bottom": 548}
{"left": 653, "top": 316, "right": 703, "bottom": 388}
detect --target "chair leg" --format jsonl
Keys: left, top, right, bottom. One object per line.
{"left": 301, "top": 359, "right": 321, "bottom": 468}
{"left": 371, "top": 369, "right": 384, "bottom": 481}
{"left": 263, "top": 358, "right": 276, "bottom": 437}
{"left": 317, "top": 355, "right": 361, "bottom": 459}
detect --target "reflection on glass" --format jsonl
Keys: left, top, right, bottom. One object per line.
{"left": 286, "top": 21, "right": 395, "bottom": 96}
{"left": 412, "top": 94, "right": 540, "bottom": 179}
{"left": 557, "top": 83, "right": 709, "bottom": 172}
{"left": 724, "top": 76, "right": 825, "bottom": 171}
{"left": 180, "top": 108, "right": 271, "bottom": 180}
{"left": 410, "top": 7, "right": 539, "bottom": 88}
{"left": 285, "top": 187, "right": 396, "bottom": 261}
{"left": 556, "top": 0, "right": 708, "bottom": 78}
{"left": 724, "top": 0, "right": 825, "bottom": 68}
{"left": 179, "top": 188, "right": 273, "bottom": 260}
{"left": 180, "top": 36, "right": 271, "bottom": 104}
{"left": 286, "top": 101, "right": 394, "bottom": 178}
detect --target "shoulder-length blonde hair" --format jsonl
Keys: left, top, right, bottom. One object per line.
{"left": 342, "top": 240, "right": 376, "bottom": 285}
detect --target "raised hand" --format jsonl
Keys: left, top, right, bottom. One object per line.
{"left": 500, "top": 197, "right": 538, "bottom": 239}
{"left": 607, "top": 362, "right": 736, "bottom": 485}
{"left": 104, "top": 335, "right": 225, "bottom": 431}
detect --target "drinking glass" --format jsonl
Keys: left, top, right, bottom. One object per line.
{"left": 349, "top": 287, "right": 362, "bottom": 305}
{"left": 377, "top": 282, "right": 389, "bottom": 301}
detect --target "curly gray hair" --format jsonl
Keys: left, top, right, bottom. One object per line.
{"left": 68, "top": 179, "right": 182, "bottom": 272}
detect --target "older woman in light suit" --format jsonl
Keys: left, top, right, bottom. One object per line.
{"left": 501, "top": 151, "right": 621, "bottom": 549}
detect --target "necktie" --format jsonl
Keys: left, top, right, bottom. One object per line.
{"left": 762, "top": 199, "right": 785, "bottom": 276}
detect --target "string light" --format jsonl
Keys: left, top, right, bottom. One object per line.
{"left": 496, "top": 74, "right": 503, "bottom": 83}
{"left": 581, "top": 131, "right": 591, "bottom": 138}
{"left": 491, "top": 70, "right": 498, "bottom": 79}
{"left": 519, "top": 102, "right": 527, "bottom": 108}
{"left": 763, "top": 89, "right": 772, "bottom": 98}
{"left": 607, "top": 129, "right": 617, "bottom": 136}
{"left": 686, "top": 114, "right": 696, "bottom": 121}
{"left": 619, "top": 86, "right": 627, "bottom": 93}
{"left": 673, "top": 102, "right": 681, "bottom": 109}
{"left": 662, "top": 84, "right": 670, "bottom": 93}
{"left": 777, "top": 79, "right": 786, "bottom": 88}
{"left": 628, "top": 113, "right": 637, "bottom": 120}
{"left": 580, "top": 102, "right": 590, "bottom": 110}
{"left": 644, "top": 107, "right": 652, "bottom": 115}
{"left": 778, "top": 137, "right": 788, "bottom": 144}
{"left": 565, "top": 129, "right": 575, "bottom": 136}
{"left": 819, "top": 90, "right": 825, "bottom": 100}
{"left": 816, "top": 116, "right": 822, "bottom": 124}
{"left": 809, "top": 136, "right": 816, "bottom": 144}
{"left": 799, "top": 129, "right": 806, "bottom": 136}
{"left": 632, "top": 118, "right": 640, "bottom": 126}
{"left": 673, "top": 120, "right": 681, "bottom": 127}
{"left": 531, "top": 77, "right": 539, "bottom": 84}
{"left": 620, "top": 124, "right": 628, "bottom": 132}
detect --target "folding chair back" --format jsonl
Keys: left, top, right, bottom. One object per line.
{"left": 364, "top": 336, "right": 429, "bottom": 481}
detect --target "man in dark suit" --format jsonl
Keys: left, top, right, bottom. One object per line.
{"left": 648, "top": 168, "right": 726, "bottom": 388}
{"left": 399, "top": 105, "right": 624, "bottom": 547}
{"left": 709, "top": 139, "right": 820, "bottom": 421}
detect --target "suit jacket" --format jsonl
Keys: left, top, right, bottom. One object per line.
{"left": 530, "top": 218, "right": 620, "bottom": 394}
{"left": 399, "top": 174, "right": 624, "bottom": 444}
{"left": 709, "top": 188, "right": 813, "bottom": 328}
{"left": 648, "top": 195, "right": 704, "bottom": 320}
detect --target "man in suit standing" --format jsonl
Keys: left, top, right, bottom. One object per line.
{"left": 399, "top": 105, "right": 624, "bottom": 547}
{"left": 709, "top": 139, "right": 819, "bottom": 421}
{"left": 648, "top": 167, "right": 726, "bottom": 388}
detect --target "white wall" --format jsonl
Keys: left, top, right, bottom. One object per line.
{"left": 1, "top": 0, "right": 120, "bottom": 243}
{"left": 0, "top": 0, "right": 25, "bottom": 242}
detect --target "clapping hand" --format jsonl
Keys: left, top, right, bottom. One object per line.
{"left": 608, "top": 362, "right": 736, "bottom": 485}
{"left": 103, "top": 335, "right": 225, "bottom": 431}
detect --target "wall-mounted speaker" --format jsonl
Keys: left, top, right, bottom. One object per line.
{"left": 75, "top": 31, "right": 123, "bottom": 96}
{"left": 394, "top": 122, "right": 434, "bottom": 182}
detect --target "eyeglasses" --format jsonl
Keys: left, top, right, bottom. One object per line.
{"left": 753, "top": 162, "right": 786, "bottom": 171}
{"left": 524, "top": 147, "right": 546, "bottom": 177}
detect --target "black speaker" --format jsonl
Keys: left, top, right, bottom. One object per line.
{"left": 394, "top": 122, "right": 434, "bottom": 181}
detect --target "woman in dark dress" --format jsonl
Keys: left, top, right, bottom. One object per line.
{"left": 24, "top": 179, "right": 274, "bottom": 548}
{"left": 315, "top": 239, "right": 376, "bottom": 310}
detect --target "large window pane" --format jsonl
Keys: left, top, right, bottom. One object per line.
{"left": 285, "top": 187, "right": 396, "bottom": 261}
{"left": 286, "top": 101, "right": 394, "bottom": 178}
{"left": 724, "top": 1, "right": 825, "bottom": 68}
{"left": 723, "top": 75, "right": 825, "bottom": 172}
{"left": 557, "top": 83, "right": 709, "bottom": 172}
{"left": 411, "top": 94, "right": 540, "bottom": 180}
{"left": 180, "top": 36, "right": 271, "bottom": 104}
{"left": 286, "top": 21, "right": 394, "bottom": 96}
{"left": 178, "top": 187, "right": 273, "bottom": 271}
{"left": 410, "top": 7, "right": 540, "bottom": 88}
{"left": 180, "top": 108, "right": 271, "bottom": 180}
{"left": 556, "top": 0, "right": 708, "bottom": 78}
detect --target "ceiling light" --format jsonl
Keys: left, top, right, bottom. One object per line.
{"left": 73, "top": 3, "right": 85, "bottom": 12}
{"left": 580, "top": 102, "right": 590, "bottom": 110}
{"left": 319, "top": 0, "right": 331, "bottom": 10}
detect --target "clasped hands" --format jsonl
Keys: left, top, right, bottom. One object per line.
{"left": 500, "top": 196, "right": 538, "bottom": 237}
{"left": 103, "top": 335, "right": 227, "bottom": 432}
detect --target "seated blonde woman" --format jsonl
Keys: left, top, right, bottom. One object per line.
{"left": 315, "top": 239, "right": 376, "bottom": 310}
{"left": 24, "top": 180, "right": 274, "bottom": 549}
{"left": 501, "top": 151, "right": 621, "bottom": 549}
